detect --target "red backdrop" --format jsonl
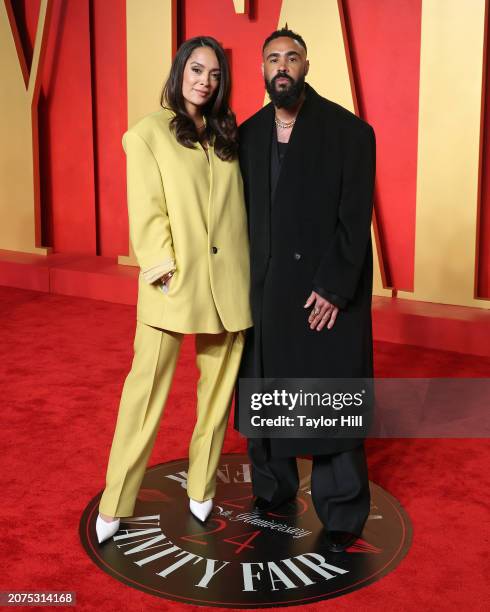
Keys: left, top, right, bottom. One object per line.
{"left": 8, "top": 0, "right": 490, "bottom": 297}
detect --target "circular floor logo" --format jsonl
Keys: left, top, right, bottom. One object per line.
{"left": 80, "top": 454, "right": 412, "bottom": 607}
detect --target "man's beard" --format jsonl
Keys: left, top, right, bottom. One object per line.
{"left": 265, "top": 72, "right": 305, "bottom": 109}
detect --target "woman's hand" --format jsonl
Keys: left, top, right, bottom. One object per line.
{"left": 160, "top": 270, "right": 175, "bottom": 294}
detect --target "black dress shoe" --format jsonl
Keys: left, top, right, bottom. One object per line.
{"left": 252, "top": 495, "right": 296, "bottom": 513}
{"left": 324, "top": 531, "right": 358, "bottom": 553}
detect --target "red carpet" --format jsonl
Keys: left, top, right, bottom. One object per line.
{"left": 1, "top": 286, "right": 489, "bottom": 611}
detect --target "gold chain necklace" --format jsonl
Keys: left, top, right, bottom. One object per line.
{"left": 274, "top": 115, "right": 296, "bottom": 129}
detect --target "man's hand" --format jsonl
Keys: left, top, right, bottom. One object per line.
{"left": 304, "top": 291, "right": 339, "bottom": 331}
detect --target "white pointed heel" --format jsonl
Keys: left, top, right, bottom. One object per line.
{"left": 96, "top": 514, "right": 120, "bottom": 544}
{"left": 189, "top": 498, "right": 213, "bottom": 522}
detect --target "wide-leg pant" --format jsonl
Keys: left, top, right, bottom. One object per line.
{"left": 248, "top": 438, "right": 370, "bottom": 536}
{"left": 99, "top": 322, "right": 244, "bottom": 517}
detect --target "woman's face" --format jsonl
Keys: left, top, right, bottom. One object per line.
{"left": 182, "top": 46, "right": 221, "bottom": 113}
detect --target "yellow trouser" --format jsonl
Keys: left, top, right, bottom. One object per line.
{"left": 99, "top": 322, "right": 244, "bottom": 517}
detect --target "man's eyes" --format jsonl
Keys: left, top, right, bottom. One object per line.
{"left": 269, "top": 56, "right": 298, "bottom": 63}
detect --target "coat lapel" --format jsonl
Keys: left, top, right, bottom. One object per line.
{"left": 249, "top": 103, "right": 274, "bottom": 262}
{"left": 250, "top": 103, "right": 274, "bottom": 197}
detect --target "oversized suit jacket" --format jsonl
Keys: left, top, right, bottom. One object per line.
{"left": 123, "top": 108, "right": 252, "bottom": 334}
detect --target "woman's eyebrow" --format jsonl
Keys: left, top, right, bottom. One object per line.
{"left": 190, "top": 61, "right": 220, "bottom": 72}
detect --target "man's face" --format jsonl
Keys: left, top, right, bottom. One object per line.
{"left": 262, "top": 36, "right": 309, "bottom": 108}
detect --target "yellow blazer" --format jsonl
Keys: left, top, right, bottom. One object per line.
{"left": 123, "top": 108, "right": 252, "bottom": 334}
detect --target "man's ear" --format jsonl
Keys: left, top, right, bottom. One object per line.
{"left": 261, "top": 62, "right": 264, "bottom": 77}
{"left": 305, "top": 60, "right": 310, "bottom": 76}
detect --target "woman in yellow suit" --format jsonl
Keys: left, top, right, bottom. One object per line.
{"left": 96, "top": 36, "right": 252, "bottom": 543}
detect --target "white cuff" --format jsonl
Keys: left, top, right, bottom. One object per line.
{"left": 142, "top": 258, "right": 176, "bottom": 284}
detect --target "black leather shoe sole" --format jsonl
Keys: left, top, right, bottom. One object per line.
{"left": 323, "top": 531, "right": 358, "bottom": 553}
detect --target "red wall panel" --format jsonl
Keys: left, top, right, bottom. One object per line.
{"left": 182, "top": 0, "right": 283, "bottom": 124}
{"left": 38, "top": 0, "right": 96, "bottom": 254}
{"left": 343, "top": 0, "right": 421, "bottom": 292}
{"left": 91, "top": 0, "right": 127, "bottom": 257}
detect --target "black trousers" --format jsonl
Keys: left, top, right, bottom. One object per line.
{"left": 248, "top": 438, "right": 371, "bottom": 536}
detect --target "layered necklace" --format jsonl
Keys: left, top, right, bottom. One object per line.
{"left": 274, "top": 115, "right": 296, "bottom": 129}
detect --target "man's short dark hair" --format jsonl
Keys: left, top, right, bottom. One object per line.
{"left": 262, "top": 28, "right": 307, "bottom": 55}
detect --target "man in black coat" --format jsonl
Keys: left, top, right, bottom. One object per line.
{"left": 237, "top": 28, "right": 376, "bottom": 552}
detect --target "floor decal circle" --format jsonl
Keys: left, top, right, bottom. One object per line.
{"left": 80, "top": 454, "right": 412, "bottom": 607}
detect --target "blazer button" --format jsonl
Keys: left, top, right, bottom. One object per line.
{"left": 293, "top": 252, "right": 301, "bottom": 260}
{"left": 211, "top": 246, "right": 218, "bottom": 254}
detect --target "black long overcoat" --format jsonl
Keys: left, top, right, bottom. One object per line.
{"left": 236, "top": 84, "right": 376, "bottom": 456}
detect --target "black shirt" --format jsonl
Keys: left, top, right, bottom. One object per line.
{"left": 270, "top": 127, "right": 286, "bottom": 204}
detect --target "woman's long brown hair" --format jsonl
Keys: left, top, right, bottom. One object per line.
{"left": 161, "top": 36, "right": 238, "bottom": 161}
